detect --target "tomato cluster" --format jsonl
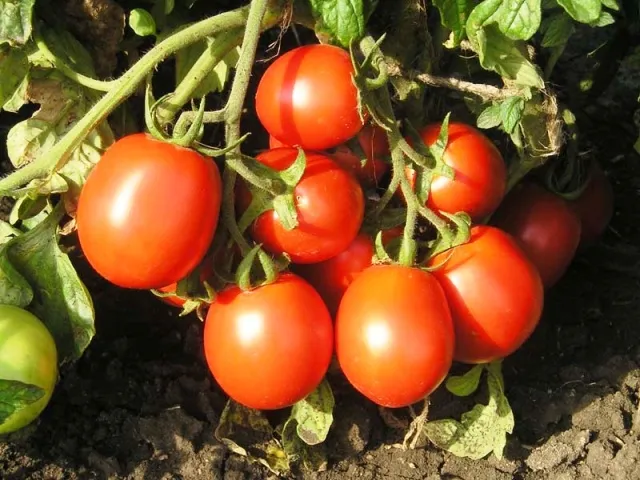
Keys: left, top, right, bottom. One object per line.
{"left": 73, "top": 43, "right": 614, "bottom": 412}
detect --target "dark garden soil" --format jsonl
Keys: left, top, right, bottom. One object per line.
{"left": 3, "top": 18, "right": 640, "bottom": 480}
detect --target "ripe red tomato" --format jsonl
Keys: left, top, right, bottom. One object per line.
{"left": 77, "top": 133, "right": 222, "bottom": 289}
{"left": 493, "top": 183, "right": 581, "bottom": 288}
{"left": 429, "top": 226, "right": 544, "bottom": 364}
{"left": 569, "top": 163, "right": 614, "bottom": 246}
{"left": 238, "top": 148, "right": 365, "bottom": 264}
{"left": 291, "top": 234, "right": 374, "bottom": 317}
{"left": 404, "top": 122, "right": 506, "bottom": 221}
{"left": 335, "top": 265, "right": 454, "bottom": 408}
{"left": 255, "top": 44, "right": 365, "bottom": 150}
{"left": 203, "top": 273, "right": 333, "bottom": 410}
{"left": 331, "top": 124, "right": 390, "bottom": 187}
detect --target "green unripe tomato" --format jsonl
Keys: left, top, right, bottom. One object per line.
{"left": 0, "top": 305, "right": 58, "bottom": 434}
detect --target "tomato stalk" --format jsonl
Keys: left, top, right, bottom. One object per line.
{"left": 157, "top": 28, "right": 245, "bottom": 124}
{"left": 0, "top": 1, "right": 287, "bottom": 197}
{"left": 34, "top": 28, "right": 115, "bottom": 92}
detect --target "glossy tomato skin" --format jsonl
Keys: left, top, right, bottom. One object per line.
{"left": 406, "top": 122, "right": 506, "bottom": 221}
{"left": 292, "top": 234, "right": 374, "bottom": 317}
{"left": 570, "top": 163, "right": 614, "bottom": 246}
{"left": 330, "top": 124, "right": 390, "bottom": 187}
{"left": 240, "top": 148, "right": 365, "bottom": 264}
{"left": 429, "top": 226, "right": 544, "bottom": 364}
{"left": 77, "top": 134, "right": 222, "bottom": 289}
{"left": 255, "top": 44, "right": 365, "bottom": 150}
{"left": 203, "top": 273, "right": 333, "bottom": 410}
{"left": 493, "top": 183, "right": 581, "bottom": 288}
{"left": 0, "top": 305, "right": 58, "bottom": 434}
{"left": 336, "top": 265, "right": 454, "bottom": 408}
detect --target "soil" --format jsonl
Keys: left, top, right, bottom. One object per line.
{"left": 3, "top": 18, "right": 640, "bottom": 480}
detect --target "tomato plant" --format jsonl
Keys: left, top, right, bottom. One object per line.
{"left": 239, "top": 148, "right": 365, "bottom": 264}
{"left": 429, "top": 226, "right": 544, "bottom": 364}
{"left": 77, "top": 134, "right": 223, "bottom": 289}
{"left": 335, "top": 265, "right": 454, "bottom": 408}
{"left": 203, "top": 273, "right": 333, "bottom": 410}
{"left": 493, "top": 183, "right": 582, "bottom": 288}
{"left": 405, "top": 122, "right": 507, "bottom": 221}
{"left": 255, "top": 44, "right": 365, "bottom": 150}
{"left": 0, "top": 305, "right": 58, "bottom": 434}
{"left": 569, "top": 163, "right": 614, "bottom": 246}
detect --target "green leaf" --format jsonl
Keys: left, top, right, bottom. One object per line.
{"left": 0, "top": 0, "right": 36, "bottom": 46}
{"left": 433, "top": 0, "right": 474, "bottom": 46}
{"left": 500, "top": 96, "right": 526, "bottom": 133}
{"left": 446, "top": 365, "right": 484, "bottom": 397}
{"left": 590, "top": 11, "right": 616, "bottom": 26}
{"left": 129, "top": 8, "right": 157, "bottom": 37}
{"left": 6, "top": 74, "right": 114, "bottom": 210}
{"left": 214, "top": 400, "right": 290, "bottom": 476}
{"left": 281, "top": 418, "right": 328, "bottom": 472}
{"left": 0, "top": 379, "right": 45, "bottom": 426}
{"left": 424, "top": 361, "right": 514, "bottom": 460}
{"left": 307, "top": 0, "right": 379, "bottom": 47}
{"left": 175, "top": 38, "right": 240, "bottom": 99}
{"left": 540, "top": 13, "right": 575, "bottom": 47}
{"left": 476, "top": 103, "right": 503, "bottom": 129}
{"left": 601, "top": 0, "right": 620, "bottom": 11}
{"left": 556, "top": 0, "right": 601, "bottom": 23}
{"left": 0, "top": 204, "right": 95, "bottom": 363}
{"left": 467, "top": 22, "right": 544, "bottom": 88}
{"left": 496, "top": 0, "right": 542, "bottom": 41}
{"left": 291, "top": 379, "right": 334, "bottom": 445}
{"left": 0, "top": 47, "right": 28, "bottom": 110}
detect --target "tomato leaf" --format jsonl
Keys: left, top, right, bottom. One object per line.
{"left": 291, "top": 379, "right": 334, "bottom": 445}
{"left": 280, "top": 418, "right": 328, "bottom": 472}
{"left": 214, "top": 400, "right": 290, "bottom": 476}
{"left": 0, "top": 47, "right": 29, "bottom": 111}
{"left": 0, "top": 379, "right": 45, "bottom": 426}
{"left": 307, "top": 0, "right": 379, "bottom": 47}
{"left": 424, "top": 361, "right": 514, "bottom": 460}
{"left": 466, "top": 2, "right": 544, "bottom": 88}
{"left": 0, "top": 224, "right": 32, "bottom": 308}
{"left": 556, "top": 0, "right": 601, "bottom": 24}
{"left": 129, "top": 8, "right": 157, "bottom": 37}
{"left": 601, "top": 0, "right": 620, "bottom": 10}
{"left": 0, "top": 0, "right": 36, "bottom": 46}
{"left": 476, "top": 103, "right": 503, "bottom": 129}
{"left": 433, "top": 0, "right": 474, "bottom": 47}
{"left": 445, "top": 365, "right": 484, "bottom": 397}
{"left": 0, "top": 204, "right": 95, "bottom": 363}
{"left": 500, "top": 96, "right": 526, "bottom": 134}
{"left": 279, "top": 148, "right": 307, "bottom": 187}
{"left": 175, "top": 38, "right": 240, "bottom": 99}
{"left": 590, "top": 11, "right": 616, "bottom": 27}
{"left": 496, "top": 0, "right": 542, "bottom": 41}
{"left": 540, "top": 13, "right": 575, "bottom": 48}
{"left": 5, "top": 74, "right": 114, "bottom": 211}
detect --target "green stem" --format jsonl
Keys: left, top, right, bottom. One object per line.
{"left": 174, "top": 109, "right": 226, "bottom": 137}
{"left": 222, "top": 168, "right": 252, "bottom": 256}
{"left": 34, "top": 30, "right": 116, "bottom": 92}
{"left": 0, "top": 2, "right": 285, "bottom": 197}
{"left": 157, "top": 28, "right": 244, "bottom": 123}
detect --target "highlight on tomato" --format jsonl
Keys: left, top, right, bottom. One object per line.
{"left": 203, "top": 273, "right": 333, "bottom": 410}
{"left": 76, "top": 133, "right": 223, "bottom": 290}
{"left": 405, "top": 122, "right": 507, "bottom": 221}
{"left": 335, "top": 265, "right": 455, "bottom": 408}
{"left": 0, "top": 305, "right": 58, "bottom": 434}
{"left": 237, "top": 148, "right": 365, "bottom": 264}
{"left": 429, "top": 226, "right": 544, "bottom": 364}
{"left": 493, "top": 183, "right": 581, "bottom": 288}
{"left": 255, "top": 44, "right": 365, "bottom": 150}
